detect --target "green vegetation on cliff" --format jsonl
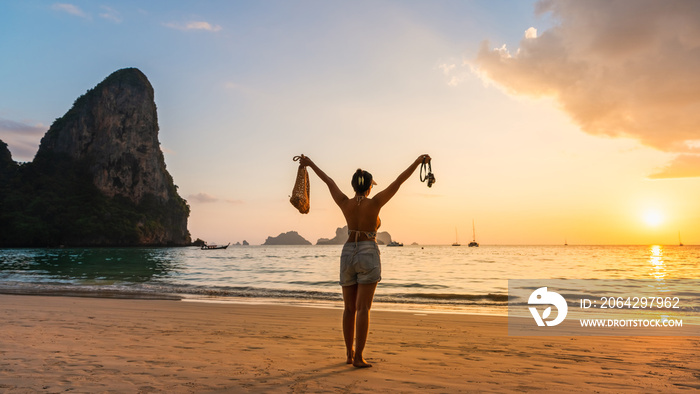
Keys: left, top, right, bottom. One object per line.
{"left": 0, "top": 149, "right": 190, "bottom": 247}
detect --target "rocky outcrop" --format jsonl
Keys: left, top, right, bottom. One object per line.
{"left": 38, "top": 68, "right": 170, "bottom": 204}
{"left": 263, "top": 231, "right": 311, "bottom": 245}
{"left": 0, "top": 68, "right": 190, "bottom": 247}
{"left": 316, "top": 225, "right": 392, "bottom": 245}
{"left": 376, "top": 232, "right": 392, "bottom": 245}
{"left": 316, "top": 226, "right": 348, "bottom": 245}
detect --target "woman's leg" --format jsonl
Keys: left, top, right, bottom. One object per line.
{"left": 353, "top": 282, "right": 378, "bottom": 368}
{"left": 342, "top": 284, "right": 358, "bottom": 364}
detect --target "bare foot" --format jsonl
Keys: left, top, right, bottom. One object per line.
{"left": 346, "top": 350, "right": 354, "bottom": 364}
{"left": 353, "top": 357, "right": 372, "bottom": 368}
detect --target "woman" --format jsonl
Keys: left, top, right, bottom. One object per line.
{"left": 299, "top": 154, "right": 431, "bottom": 368}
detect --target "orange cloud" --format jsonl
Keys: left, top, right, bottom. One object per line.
{"left": 648, "top": 154, "right": 700, "bottom": 179}
{"left": 474, "top": 0, "right": 700, "bottom": 177}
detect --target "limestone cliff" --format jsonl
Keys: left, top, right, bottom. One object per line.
{"left": 376, "top": 231, "right": 392, "bottom": 246}
{"left": 316, "top": 226, "right": 348, "bottom": 245}
{"left": 37, "top": 68, "right": 170, "bottom": 204}
{"left": 0, "top": 68, "right": 190, "bottom": 247}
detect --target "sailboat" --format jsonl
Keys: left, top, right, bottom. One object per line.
{"left": 679, "top": 231, "right": 684, "bottom": 246}
{"left": 452, "top": 227, "right": 461, "bottom": 246}
{"left": 468, "top": 219, "right": 479, "bottom": 247}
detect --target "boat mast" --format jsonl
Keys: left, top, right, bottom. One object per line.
{"left": 472, "top": 219, "right": 476, "bottom": 242}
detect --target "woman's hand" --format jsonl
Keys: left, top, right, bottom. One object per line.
{"left": 295, "top": 155, "right": 348, "bottom": 205}
{"left": 416, "top": 154, "right": 431, "bottom": 164}
{"left": 298, "top": 154, "right": 314, "bottom": 168}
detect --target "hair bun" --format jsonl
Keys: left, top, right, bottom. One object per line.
{"left": 351, "top": 169, "right": 373, "bottom": 193}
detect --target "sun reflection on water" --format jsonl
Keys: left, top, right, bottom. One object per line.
{"left": 648, "top": 245, "right": 665, "bottom": 281}
{"left": 648, "top": 244, "right": 670, "bottom": 303}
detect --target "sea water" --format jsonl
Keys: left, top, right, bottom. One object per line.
{"left": 1, "top": 245, "right": 699, "bottom": 316}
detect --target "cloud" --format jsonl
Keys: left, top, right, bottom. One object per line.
{"left": 473, "top": 0, "right": 700, "bottom": 178}
{"left": 163, "top": 21, "right": 222, "bottom": 32}
{"left": 438, "top": 61, "right": 470, "bottom": 87}
{"left": 648, "top": 155, "right": 700, "bottom": 179}
{"left": 188, "top": 193, "right": 219, "bottom": 203}
{"left": 439, "top": 63, "right": 456, "bottom": 75}
{"left": 0, "top": 118, "right": 47, "bottom": 162}
{"left": 52, "top": 3, "right": 89, "bottom": 19}
{"left": 187, "top": 193, "right": 243, "bottom": 204}
{"left": 99, "top": 6, "right": 121, "bottom": 23}
{"left": 0, "top": 118, "right": 46, "bottom": 136}
{"left": 524, "top": 27, "right": 537, "bottom": 39}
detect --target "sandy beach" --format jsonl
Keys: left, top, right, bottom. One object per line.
{"left": 1, "top": 294, "right": 699, "bottom": 393}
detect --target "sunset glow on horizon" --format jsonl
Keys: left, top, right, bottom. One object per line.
{"left": 1, "top": 1, "right": 699, "bottom": 246}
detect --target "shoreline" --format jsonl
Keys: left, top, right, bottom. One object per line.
{"left": 0, "top": 281, "right": 510, "bottom": 316}
{"left": 2, "top": 294, "right": 699, "bottom": 392}
{"left": 0, "top": 286, "right": 509, "bottom": 316}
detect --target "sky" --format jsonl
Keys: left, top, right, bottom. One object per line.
{"left": 1, "top": 0, "right": 699, "bottom": 245}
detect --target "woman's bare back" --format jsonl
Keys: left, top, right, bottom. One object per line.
{"left": 341, "top": 196, "right": 381, "bottom": 243}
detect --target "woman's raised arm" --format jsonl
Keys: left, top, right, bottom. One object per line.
{"left": 373, "top": 154, "right": 431, "bottom": 208}
{"left": 298, "top": 155, "right": 349, "bottom": 206}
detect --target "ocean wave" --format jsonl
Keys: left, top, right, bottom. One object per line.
{"left": 0, "top": 281, "right": 180, "bottom": 300}
{"left": 0, "top": 281, "right": 508, "bottom": 306}
{"left": 394, "top": 292, "right": 509, "bottom": 302}
{"left": 289, "top": 280, "right": 339, "bottom": 286}
{"left": 380, "top": 282, "right": 449, "bottom": 290}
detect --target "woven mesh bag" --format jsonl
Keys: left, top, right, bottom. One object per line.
{"left": 290, "top": 156, "right": 310, "bottom": 214}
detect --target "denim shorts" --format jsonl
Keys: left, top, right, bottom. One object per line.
{"left": 339, "top": 241, "right": 381, "bottom": 286}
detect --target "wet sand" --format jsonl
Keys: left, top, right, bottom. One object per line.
{"left": 1, "top": 294, "right": 699, "bottom": 392}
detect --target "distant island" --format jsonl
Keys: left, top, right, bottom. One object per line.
{"left": 316, "top": 226, "right": 393, "bottom": 245}
{"left": 0, "top": 68, "right": 190, "bottom": 247}
{"left": 263, "top": 231, "right": 311, "bottom": 245}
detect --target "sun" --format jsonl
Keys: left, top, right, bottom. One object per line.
{"left": 643, "top": 210, "right": 664, "bottom": 227}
